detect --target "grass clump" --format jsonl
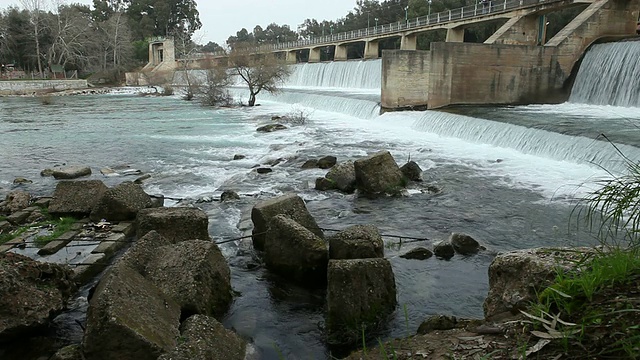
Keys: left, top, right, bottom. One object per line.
{"left": 524, "top": 154, "right": 640, "bottom": 358}
{"left": 0, "top": 226, "right": 30, "bottom": 245}
{"left": 35, "top": 217, "right": 76, "bottom": 245}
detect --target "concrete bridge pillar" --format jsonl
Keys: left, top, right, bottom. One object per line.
{"left": 334, "top": 44, "right": 348, "bottom": 61}
{"left": 285, "top": 50, "right": 297, "bottom": 64}
{"left": 364, "top": 40, "right": 379, "bottom": 59}
{"left": 446, "top": 27, "right": 465, "bottom": 42}
{"left": 309, "top": 47, "right": 321, "bottom": 63}
{"left": 485, "top": 14, "right": 542, "bottom": 45}
{"left": 400, "top": 34, "right": 417, "bottom": 50}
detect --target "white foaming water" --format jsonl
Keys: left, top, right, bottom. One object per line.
{"left": 284, "top": 59, "right": 381, "bottom": 89}
{"left": 514, "top": 102, "right": 640, "bottom": 120}
{"left": 246, "top": 100, "right": 606, "bottom": 201}
{"left": 570, "top": 41, "right": 640, "bottom": 107}
{"left": 409, "top": 111, "right": 640, "bottom": 174}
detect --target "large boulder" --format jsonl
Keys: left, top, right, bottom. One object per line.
{"left": 400, "top": 161, "right": 423, "bottom": 182}
{"left": 256, "top": 124, "right": 287, "bottom": 132}
{"left": 433, "top": 241, "right": 455, "bottom": 259}
{"left": 83, "top": 262, "right": 181, "bottom": 360}
{"left": 400, "top": 247, "right": 433, "bottom": 260}
{"left": 301, "top": 159, "right": 319, "bottom": 169}
{"left": 119, "top": 231, "right": 172, "bottom": 275}
{"left": 251, "top": 193, "right": 323, "bottom": 251}
{"left": 145, "top": 240, "right": 232, "bottom": 318}
{"left": 52, "top": 165, "right": 92, "bottom": 180}
{"left": 137, "top": 207, "right": 210, "bottom": 242}
{"left": 483, "top": 247, "right": 595, "bottom": 321}
{"left": 325, "top": 161, "right": 356, "bottom": 193}
{"left": 327, "top": 258, "right": 397, "bottom": 346}
{"left": 90, "top": 181, "right": 153, "bottom": 222}
{"left": 2, "top": 190, "right": 31, "bottom": 213}
{"left": 120, "top": 232, "right": 232, "bottom": 318}
{"left": 48, "top": 180, "right": 108, "bottom": 217}
{"left": 354, "top": 151, "right": 406, "bottom": 196}
{"left": 0, "top": 253, "right": 75, "bottom": 341}
{"left": 329, "top": 224, "right": 384, "bottom": 260}
{"left": 317, "top": 156, "right": 337, "bottom": 169}
{"left": 158, "top": 315, "right": 246, "bottom": 360}
{"left": 264, "top": 215, "right": 328, "bottom": 285}
{"left": 450, "top": 233, "right": 481, "bottom": 255}
{"left": 315, "top": 177, "right": 336, "bottom": 191}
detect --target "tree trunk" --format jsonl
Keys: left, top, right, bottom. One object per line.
{"left": 248, "top": 93, "right": 256, "bottom": 106}
{"left": 34, "top": 24, "right": 43, "bottom": 76}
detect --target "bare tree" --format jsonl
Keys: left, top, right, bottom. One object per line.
{"left": 228, "top": 45, "right": 291, "bottom": 106}
{"left": 46, "top": 1, "right": 93, "bottom": 69}
{"left": 20, "top": 0, "right": 45, "bottom": 75}
{"left": 199, "top": 62, "right": 233, "bottom": 107}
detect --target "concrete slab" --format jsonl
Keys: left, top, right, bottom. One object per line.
{"left": 92, "top": 233, "right": 127, "bottom": 257}
{"left": 72, "top": 253, "right": 107, "bottom": 285}
{"left": 111, "top": 222, "right": 135, "bottom": 237}
{"left": 32, "top": 197, "right": 52, "bottom": 208}
{"left": 7, "top": 211, "right": 30, "bottom": 225}
{"left": 38, "top": 240, "right": 68, "bottom": 255}
{"left": 70, "top": 222, "right": 85, "bottom": 231}
{"left": 57, "top": 231, "right": 79, "bottom": 242}
{"left": 0, "top": 220, "right": 11, "bottom": 232}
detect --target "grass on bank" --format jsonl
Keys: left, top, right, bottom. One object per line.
{"left": 0, "top": 216, "right": 76, "bottom": 247}
{"left": 524, "top": 156, "right": 640, "bottom": 358}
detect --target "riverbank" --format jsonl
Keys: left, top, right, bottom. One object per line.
{"left": 4, "top": 178, "right": 635, "bottom": 359}
{"left": 0, "top": 79, "right": 88, "bottom": 96}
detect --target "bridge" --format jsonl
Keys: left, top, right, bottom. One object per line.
{"left": 128, "top": 0, "right": 639, "bottom": 110}
{"left": 263, "top": 0, "right": 596, "bottom": 62}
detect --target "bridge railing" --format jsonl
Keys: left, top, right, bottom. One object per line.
{"left": 206, "top": 0, "right": 549, "bottom": 56}
{"left": 264, "top": 0, "right": 547, "bottom": 51}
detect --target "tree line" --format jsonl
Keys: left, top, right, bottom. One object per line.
{"left": 0, "top": 0, "right": 583, "bottom": 80}
{"left": 0, "top": 0, "right": 201, "bottom": 78}
{"left": 226, "top": 0, "right": 584, "bottom": 58}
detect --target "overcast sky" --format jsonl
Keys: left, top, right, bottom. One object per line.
{"left": 0, "top": 0, "right": 359, "bottom": 46}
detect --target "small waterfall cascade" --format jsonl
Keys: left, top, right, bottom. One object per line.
{"left": 284, "top": 59, "right": 382, "bottom": 90}
{"left": 569, "top": 41, "right": 640, "bottom": 107}
{"left": 411, "top": 111, "right": 640, "bottom": 173}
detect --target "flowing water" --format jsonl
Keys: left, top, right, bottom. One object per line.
{"left": 1, "top": 41, "right": 639, "bottom": 359}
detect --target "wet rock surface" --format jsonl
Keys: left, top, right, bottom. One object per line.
{"left": 400, "top": 247, "right": 434, "bottom": 260}
{"left": 83, "top": 262, "right": 181, "bottom": 360}
{"left": 48, "top": 180, "right": 108, "bottom": 217}
{"left": 51, "top": 166, "right": 92, "bottom": 180}
{"left": 158, "top": 315, "right": 246, "bottom": 360}
{"left": 328, "top": 224, "right": 384, "bottom": 260}
{"left": 0, "top": 252, "right": 75, "bottom": 341}
{"left": 90, "top": 181, "right": 153, "bottom": 221}
{"left": 264, "top": 215, "right": 328, "bottom": 286}
{"left": 354, "top": 151, "right": 406, "bottom": 197}
{"left": 251, "top": 193, "right": 323, "bottom": 251}
{"left": 327, "top": 258, "right": 397, "bottom": 346}
{"left": 136, "top": 207, "right": 210, "bottom": 242}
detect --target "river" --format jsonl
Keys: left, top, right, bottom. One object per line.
{"left": 0, "top": 41, "right": 639, "bottom": 359}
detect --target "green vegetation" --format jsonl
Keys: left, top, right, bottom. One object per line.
{"left": 0, "top": 226, "right": 28, "bottom": 245}
{"left": 35, "top": 217, "right": 76, "bottom": 245}
{"left": 0, "top": 216, "right": 75, "bottom": 247}
{"left": 524, "top": 157, "right": 640, "bottom": 358}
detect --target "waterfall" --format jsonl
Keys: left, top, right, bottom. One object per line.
{"left": 284, "top": 59, "right": 381, "bottom": 90}
{"left": 410, "top": 111, "right": 640, "bottom": 173}
{"left": 570, "top": 41, "right": 640, "bottom": 107}
{"left": 173, "top": 59, "right": 382, "bottom": 91}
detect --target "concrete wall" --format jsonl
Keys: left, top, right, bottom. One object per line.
{"left": 381, "top": 0, "right": 639, "bottom": 109}
{"left": 382, "top": 43, "right": 569, "bottom": 109}
{"left": 381, "top": 50, "right": 431, "bottom": 109}
{"left": 0, "top": 79, "right": 87, "bottom": 95}
{"left": 427, "top": 42, "right": 567, "bottom": 108}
